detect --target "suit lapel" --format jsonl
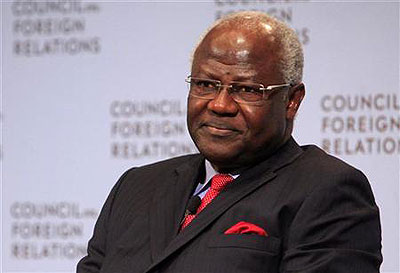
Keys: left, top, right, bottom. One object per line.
{"left": 149, "top": 155, "right": 205, "bottom": 262}
{"left": 146, "top": 138, "right": 303, "bottom": 273}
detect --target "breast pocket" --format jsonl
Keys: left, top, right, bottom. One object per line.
{"left": 208, "top": 234, "right": 281, "bottom": 255}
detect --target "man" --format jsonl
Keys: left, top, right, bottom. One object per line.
{"left": 78, "top": 11, "right": 382, "bottom": 273}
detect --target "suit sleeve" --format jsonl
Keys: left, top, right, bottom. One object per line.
{"left": 76, "top": 170, "right": 131, "bottom": 273}
{"left": 281, "top": 169, "right": 382, "bottom": 273}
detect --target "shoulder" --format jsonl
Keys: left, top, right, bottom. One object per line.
{"left": 296, "top": 144, "right": 366, "bottom": 178}
{"left": 104, "top": 153, "right": 203, "bottom": 213}
{"left": 113, "top": 153, "right": 202, "bottom": 191}
{"left": 124, "top": 153, "right": 202, "bottom": 177}
{"left": 283, "top": 144, "right": 374, "bottom": 200}
{"left": 282, "top": 145, "right": 382, "bottom": 271}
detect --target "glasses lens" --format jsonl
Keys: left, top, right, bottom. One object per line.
{"left": 231, "top": 83, "right": 264, "bottom": 102}
{"left": 190, "top": 78, "right": 219, "bottom": 98}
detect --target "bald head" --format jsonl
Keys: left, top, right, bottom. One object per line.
{"left": 192, "top": 11, "right": 303, "bottom": 85}
{"left": 187, "top": 11, "right": 306, "bottom": 171}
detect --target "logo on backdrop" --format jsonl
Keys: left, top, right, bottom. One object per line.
{"left": 214, "top": 0, "right": 311, "bottom": 45}
{"left": 11, "top": 0, "right": 101, "bottom": 57}
{"left": 9, "top": 202, "right": 98, "bottom": 259}
{"left": 320, "top": 93, "right": 400, "bottom": 155}
{"left": 110, "top": 99, "right": 197, "bottom": 160}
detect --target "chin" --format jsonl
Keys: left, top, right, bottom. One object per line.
{"left": 197, "top": 144, "right": 242, "bottom": 168}
{"left": 191, "top": 131, "right": 247, "bottom": 166}
{"left": 205, "top": 152, "right": 238, "bottom": 164}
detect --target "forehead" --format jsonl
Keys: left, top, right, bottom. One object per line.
{"left": 192, "top": 25, "right": 284, "bottom": 82}
{"left": 198, "top": 59, "right": 257, "bottom": 79}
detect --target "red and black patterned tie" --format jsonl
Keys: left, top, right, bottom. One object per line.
{"left": 181, "top": 174, "right": 234, "bottom": 230}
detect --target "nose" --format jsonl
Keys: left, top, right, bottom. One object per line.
{"left": 207, "top": 86, "right": 239, "bottom": 116}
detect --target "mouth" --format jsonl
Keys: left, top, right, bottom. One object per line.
{"left": 201, "top": 122, "right": 239, "bottom": 137}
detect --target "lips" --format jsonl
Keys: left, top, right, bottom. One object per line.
{"left": 201, "top": 122, "right": 240, "bottom": 136}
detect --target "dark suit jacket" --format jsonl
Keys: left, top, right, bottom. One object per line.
{"left": 77, "top": 138, "right": 382, "bottom": 273}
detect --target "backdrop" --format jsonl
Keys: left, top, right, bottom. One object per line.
{"left": 2, "top": 1, "right": 399, "bottom": 272}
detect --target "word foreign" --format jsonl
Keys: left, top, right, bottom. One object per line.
{"left": 111, "top": 120, "right": 186, "bottom": 138}
{"left": 12, "top": 222, "right": 83, "bottom": 239}
{"left": 322, "top": 115, "right": 399, "bottom": 134}
{"left": 14, "top": 17, "right": 85, "bottom": 36}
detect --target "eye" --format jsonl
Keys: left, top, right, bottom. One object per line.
{"left": 231, "top": 83, "right": 264, "bottom": 102}
{"left": 194, "top": 79, "right": 217, "bottom": 89}
{"left": 233, "top": 84, "right": 262, "bottom": 95}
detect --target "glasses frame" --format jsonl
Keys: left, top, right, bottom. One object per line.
{"left": 185, "top": 75, "right": 291, "bottom": 104}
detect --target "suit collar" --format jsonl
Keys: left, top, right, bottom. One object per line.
{"left": 146, "top": 138, "right": 303, "bottom": 273}
{"left": 240, "top": 137, "right": 303, "bottom": 178}
{"left": 149, "top": 154, "right": 205, "bottom": 262}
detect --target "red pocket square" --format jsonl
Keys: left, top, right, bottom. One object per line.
{"left": 224, "top": 221, "right": 268, "bottom": 236}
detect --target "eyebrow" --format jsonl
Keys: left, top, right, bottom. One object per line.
{"left": 199, "top": 64, "right": 257, "bottom": 82}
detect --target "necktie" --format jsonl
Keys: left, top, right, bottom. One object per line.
{"left": 181, "top": 174, "right": 234, "bottom": 230}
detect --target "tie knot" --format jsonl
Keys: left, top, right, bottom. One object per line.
{"left": 210, "top": 174, "right": 234, "bottom": 192}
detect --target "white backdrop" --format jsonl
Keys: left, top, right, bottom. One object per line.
{"left": 2, "top": 1, "right": 399, "bottom": 272}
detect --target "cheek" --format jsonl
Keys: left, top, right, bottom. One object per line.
{"left": 241, "top": 106, "right": 268, "bottom": 133}
{"left": 187, "top": 98, "right": 207, "bottom": 128}
{"left": 242, "top": 104, "right": 285, "bottom": 139}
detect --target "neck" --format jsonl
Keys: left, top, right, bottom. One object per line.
{"left": 210, "top": 136, "right": 291, "bottom": 174}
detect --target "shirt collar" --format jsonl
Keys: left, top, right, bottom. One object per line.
{"left": 204, "top": 160, "right": 218, "bottom": 184}
{"left": 204, "top": 159, "right": 240, "bottom": 182}
{"left": 193, "top": 160, "right": 239, "bottom": 196}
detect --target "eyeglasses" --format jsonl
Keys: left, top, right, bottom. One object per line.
{"left": 185, "top": 75, "right": 290, "bottom": 104}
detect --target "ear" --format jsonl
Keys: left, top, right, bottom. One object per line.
{"left": 286, "top": 83, "right": 305, "bottom": 120}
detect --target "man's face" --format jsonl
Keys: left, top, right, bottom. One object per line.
{"left": 187, "top": 26, "right": 301, "bottom": 172}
